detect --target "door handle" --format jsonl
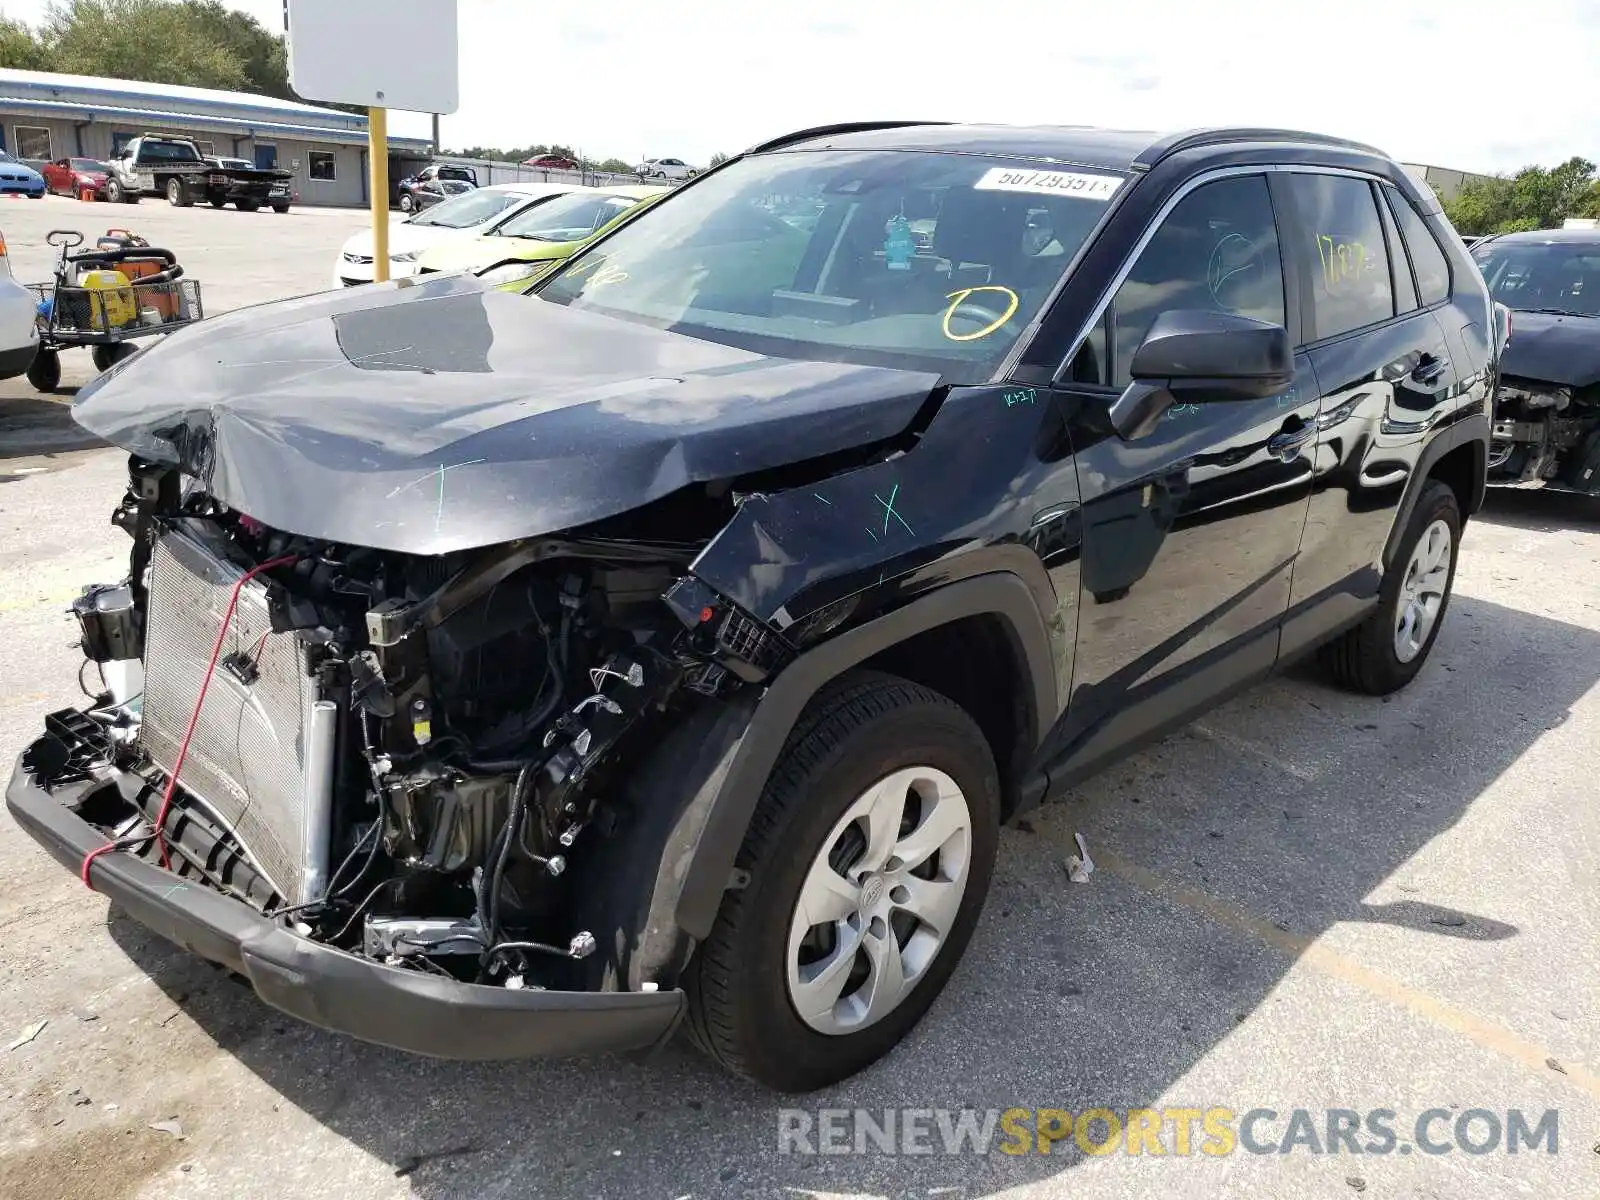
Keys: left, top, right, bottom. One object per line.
{"left": 1267, "top": 417, "right": 1316, "bottom": 459}
{"left": 1411, "top": 353, "right": 1448, "bottom": 385}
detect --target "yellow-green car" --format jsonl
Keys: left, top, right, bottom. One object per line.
{"left": 415, "top": 184, "right": 669, "bottom": 290}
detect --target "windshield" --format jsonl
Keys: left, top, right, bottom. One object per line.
{"left": 71, "top": 158, "right": 107, "bottom": 172}
{"left": 413, "top": 189, "right": 544, "bottom": 229}
{"left": 1472, "top": 239, "right": 1600, "bottom": 317}
{"left": 0, "top": 151, "right": 15, "bottom": 163}
{"left": 494, "top": 191, "right": 640, "bottom": 241}
{"left": 535, "top": 150, "right": 1123, "bottom": 382}
{"left": 438, "top": 167, "right": 474, "bottom": 182}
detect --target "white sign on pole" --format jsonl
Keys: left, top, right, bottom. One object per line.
{"left": 284, "top": 0, "right": 460, "bottom": 114}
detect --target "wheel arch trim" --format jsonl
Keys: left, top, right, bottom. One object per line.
{"left": 1381, "top": 409, "right": 1489, "bottom": 571}
{"left": 672, "top": 571, "right": 1055, "bottom": 940}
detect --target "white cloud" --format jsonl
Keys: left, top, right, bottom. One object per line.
{"left": 6, "top": 0, "right": 1596, "bottom": 172}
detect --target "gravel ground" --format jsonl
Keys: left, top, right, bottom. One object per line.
{"left": 1, "top": 199, "right": 1598, "bottom": 1199}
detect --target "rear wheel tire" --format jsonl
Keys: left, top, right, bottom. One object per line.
{"left": 26, "top": 348, "right": 60, "bottom": 392}
{"left": 271, "top": 203, "right": 290, "bottom": 214}
{"left": 236, "top": 199, "right": 259, "bottom": 212}
{"left": 208, "top": 197, "right": 227, "bottom": 208}
{"left": 166, "top": 178, "right": 191, "bottom": 206}
{"left": 684, "top": 671, "right": 1000, "bottom": 1092}
{"left": 104, "top": 179, "right": 123, "bottom": 204}
{"left": 1321, "top": 479, "right": 1461, "bottom": 695}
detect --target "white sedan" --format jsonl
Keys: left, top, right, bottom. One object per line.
{"left": 333, "top": 182, "right": 590, "bottom": 287}
{"left": 0, "top": 231, "right": 39, "bottom": 384}
{"left": 637, "top": 157, "right": 694, "bottom": 181}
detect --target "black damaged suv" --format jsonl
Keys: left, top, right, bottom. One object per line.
{"left": 8, "top": 122, "right": 1493, "bottom": 1093}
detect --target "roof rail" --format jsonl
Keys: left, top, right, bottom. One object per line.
{"left": 1136, "top": 127, "right": 1389, "bottom": 168}
{"left": 743, "top": 120, "right": 949, "bottom": 157}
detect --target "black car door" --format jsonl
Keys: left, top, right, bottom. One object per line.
{"left": 1036, "top": 171, "right": 1321, "bottom": 779}
{"left": 1271, "top": 171, "right": 1463, "bottom": 655}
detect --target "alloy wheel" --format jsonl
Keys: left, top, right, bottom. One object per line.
{"left": 1395, "top": 517, "right": 1453, "bottom": 663}
{"left": 786, "top": 765, "right": 973, "bottom": 1036}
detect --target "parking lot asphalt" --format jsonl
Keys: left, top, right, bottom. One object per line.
{"left": 1, "top": 199, "right": 1598, "bottom": 1200}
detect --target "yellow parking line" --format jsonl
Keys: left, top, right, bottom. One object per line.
{"left": 1041, "top": 831, "right": 1600, "bottom": 1102}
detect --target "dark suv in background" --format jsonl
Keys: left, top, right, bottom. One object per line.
{"left": 9, "top": 122, "right": 1492, "bottom": 1093}
{"left": 1471, "top": 227, "right": 1600, "bottom": 493}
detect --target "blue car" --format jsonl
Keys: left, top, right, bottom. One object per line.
{"left": 0, "top": 150, "right": 46, "bottom": 198}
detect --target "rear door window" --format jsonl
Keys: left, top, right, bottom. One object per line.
{"left": 1285, "top": 174, "right": 1395, "bottom": 340}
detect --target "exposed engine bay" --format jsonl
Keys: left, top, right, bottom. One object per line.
{"left": 1488, "top": 377, "right": 1600, "bottom": 492}
{"left": 42, "top": 456, "right": 795, "bottom": 990}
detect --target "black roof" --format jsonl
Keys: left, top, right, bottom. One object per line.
{"left": 748, "top": 122, "right": 1391, "bottom": 173}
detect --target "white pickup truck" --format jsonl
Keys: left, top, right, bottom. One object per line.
{"left": 107, "top": 135, "right": 294, "bottom": 211}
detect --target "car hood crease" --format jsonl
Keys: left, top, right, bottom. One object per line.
{"left": 70, "top": 274, "right": 942, "bottom": 555}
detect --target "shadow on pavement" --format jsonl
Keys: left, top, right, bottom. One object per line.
{"left": 0, "top": 388, "right": 101, "bottom": 463}
{"left": 1475, "top": 486, "right": 1600, "bottom": 532}
{"left": 107, "top": 595, "right": 1599, "bottom": 1198}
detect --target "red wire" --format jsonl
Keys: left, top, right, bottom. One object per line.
{"left": 79, "top": 554, "right": 298, "bottom": 889}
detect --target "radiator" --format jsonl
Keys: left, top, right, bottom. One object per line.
{"left": 138, "top": 528, "right": 333, "bottom": 906}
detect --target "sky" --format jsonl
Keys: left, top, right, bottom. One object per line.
{"left": 4, "top": 0, "right": 1596, "bottom": 173}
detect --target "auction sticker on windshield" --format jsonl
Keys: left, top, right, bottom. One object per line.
{"left": 974, "top": 167, "right": 1122, "bottom": 200}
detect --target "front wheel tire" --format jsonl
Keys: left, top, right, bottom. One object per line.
{"left": 1321, "top": 479, "right": 1462, "bottom": 694}
{"left": 684, "top": 671, "right": 1000, "bottom": 1092}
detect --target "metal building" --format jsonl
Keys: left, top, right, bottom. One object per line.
{"left": 0, "top": 68, "right": 432, "bottom": 207}
{"left": 1401, "top": 162, "right": 1497, "bottom": 204}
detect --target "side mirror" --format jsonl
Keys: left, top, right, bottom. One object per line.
{"left": 1109, "top": 310, "right": 1293, "bottom": 440}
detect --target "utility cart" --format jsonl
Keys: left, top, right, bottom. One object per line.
{"left": 25, "top": 228, "right": 204, "bottom": 391}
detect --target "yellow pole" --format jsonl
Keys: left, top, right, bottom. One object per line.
{"left": 368, "top": 106, "right": 389, "bottom": 283}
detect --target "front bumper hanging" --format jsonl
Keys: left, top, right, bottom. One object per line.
{"left": 6, "top": 744, "right": 685, "bottom": 1061}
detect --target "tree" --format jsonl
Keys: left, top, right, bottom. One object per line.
{"left": 1574, "top": 180, "right": 1600, "bottom": 221}
{"left": 1445, "top": 177, "right": 1513, "bottom": 236}
{"left": 0, "top": 17, "right": 54, "bottom": 70}
{"left": 1509, "top": 156, "right": 1595, "bottom": 230}
{"left": 178, "top": 0, "right": 291, "bottom": 97}
{"left": 594, "top": 157, "right": 632, "bottom": 175}
{"left": 1444, "top": 157, "right": 1599, "bottom": 235}
{"left": 42, "top": 0, "right": 249, "bottom": 90}
{"left": 708, "top": 151, "right": 729, "bottom": 168}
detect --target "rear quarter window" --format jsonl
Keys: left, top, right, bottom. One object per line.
{"left": 1386, "top": 189, "right": 1452, "bottom": 306}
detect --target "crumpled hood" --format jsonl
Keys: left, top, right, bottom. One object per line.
{"left": 1501, "top": 309, "right": 1600, "bottom": 389}
{"left": 71, "top": 272, "right": 941, "bottom": 554}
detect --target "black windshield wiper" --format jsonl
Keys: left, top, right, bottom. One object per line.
{"left": 1517, "top": 307, "right": 1594, "bottom": 318}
